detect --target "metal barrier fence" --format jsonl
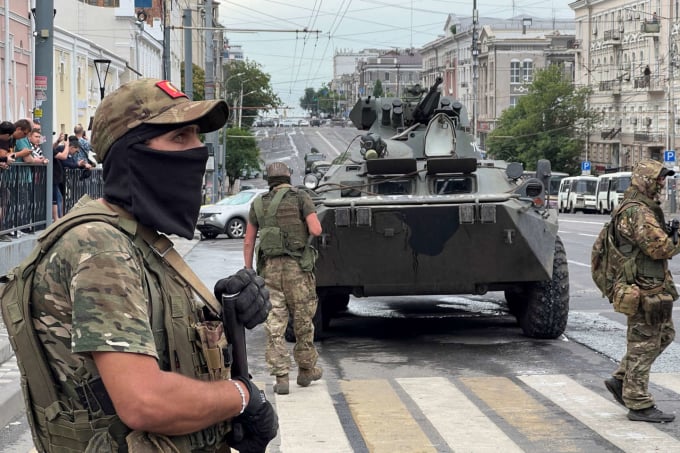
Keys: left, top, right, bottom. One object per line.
{"left": 0, "top": 163, "right": 103, "bottom": 237}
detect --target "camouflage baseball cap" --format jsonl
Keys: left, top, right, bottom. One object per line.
{"left": 90, "top": 78, "right": 229, "bottom": 162}
{"left": 267, "top": 161, "right": 291, "bottom": 178}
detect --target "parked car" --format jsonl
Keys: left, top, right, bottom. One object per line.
{"left": 310, "top": 118, "right": 321, "bottom": 127}
{"left": 298, "top": 119, "right": 310, "bottom": 127}
{"left": 280, "top": 119, "right": 297, "bottom": 127}
{"left": 196, "top": 189, "right": 267, "bottom": 239}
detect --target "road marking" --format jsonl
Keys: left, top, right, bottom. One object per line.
{"left": 559, "top": 219, "right": 607, "bottom": 225}
{"left": 398, "top": 377, "right": 522, "bottom": 452}
{"left": 568, "top": 259, "right": 591, "bottom": 268}
{"left": 275, "top": 380, "right": 353, "bottom": 452}
{"left": 341, "top": 379, "right": 436, "bottom": 452}
{"left": 520, "top": 374, "right": 680, "bottom": 452}
{"left": 651, "top": 373, "right": 680, "bottom": 395}
{"left": 461, "top": 376, "right": 580, "bottom": 451}
{"left": 315, "top": 130, "right": 341, "bottom": 156}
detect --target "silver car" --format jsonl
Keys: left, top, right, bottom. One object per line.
{"left": 196, "top": 189, "right": 267, "bottom": 239}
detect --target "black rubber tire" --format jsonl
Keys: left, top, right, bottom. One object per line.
{"left": 517, "top": 236, "right": 570, "bottom": 339}
{"left": 201, "top": 232, "right": 218, "bottom": 240}
{"left": 504, "top": 289, "right": 526, "bottom": 319}
{"left": 226, "top": 218, "right": 247, "bottom": 239}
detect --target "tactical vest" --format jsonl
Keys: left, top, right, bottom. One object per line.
{"left": 615, "top": 194, "right": 672, "bottom": 288}
{"left": 253, "top": 186, "right": 308, "bottom": 259}
{"left": 0, "top": 197, "right": 231, "bottom": 452}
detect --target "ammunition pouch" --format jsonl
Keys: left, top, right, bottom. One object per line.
{"left": 299, "top": 244, "right": 318, "bottom": 272}
{"left": 612, "top": 283, "right": 641, "bottom": 316}
{"left": 258, "top": 225, "right": 287, "bottom": 257}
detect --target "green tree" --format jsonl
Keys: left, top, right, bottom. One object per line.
{"left": 487, "top": 65, "right": 599, "bottom": 174}
{"left": 223, "top": 60, "right": 281, "bottom": 128}
{"left": 223, "top": 127, "right": 262, "bottom": 194}
{"left": 300, "top": 88, "right": 318, "bottom": 115}
{"left": 180, "top": 62, "right": 205, "bottom": 100}
{"left": 372, "top": 80, "right": 384, "bottom": 97}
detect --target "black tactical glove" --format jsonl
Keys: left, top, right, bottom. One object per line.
{"left": 214, "top": 269, "right": 271, "bottom": 329}
{"left": 228, "top": 378, "right": 279, "bottom": 453}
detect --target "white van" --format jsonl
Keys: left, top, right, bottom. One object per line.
{"left": 595, "top": 171, "right": 632, "bottom": 214}
{"left": 557, "top": 175, "right": 598, "bottom": 213}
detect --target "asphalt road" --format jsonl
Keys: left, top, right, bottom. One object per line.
{"left": 4, "top": 127, "right": 680, "bottom": 451}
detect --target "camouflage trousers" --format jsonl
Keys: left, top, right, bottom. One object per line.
{"left": 262, "top": 256, "right": 319, "bottom": 376}
{"left": 613, "top": 304, "right": 675, "bottom": 410}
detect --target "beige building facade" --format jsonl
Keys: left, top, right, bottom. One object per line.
{"left": 570, "top": 0, "right": 672, "bottom": 172}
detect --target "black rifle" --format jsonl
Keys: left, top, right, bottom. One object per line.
{"left": 221, "top": 293, "right": 249, "bottom": 379}
{"left": 668, "top": 218, "right": 680, "bottom": 245}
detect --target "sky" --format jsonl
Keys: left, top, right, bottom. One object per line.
{"left": 218, "top": 0, "right": 574, "bottom": 116}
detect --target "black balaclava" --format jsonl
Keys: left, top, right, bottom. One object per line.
{"left": 103, "top": 123, "right": 208, "bottom": 239}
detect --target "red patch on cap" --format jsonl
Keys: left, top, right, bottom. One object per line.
{"left": 155, "top": 81, "right": 188, "bottom": 99}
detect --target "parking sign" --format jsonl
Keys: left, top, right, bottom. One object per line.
{"left": 665, "top": 150, "right": 676, "bottom": 162}
{"left": 581, "top": 161, "right": 591, "bottom": 175}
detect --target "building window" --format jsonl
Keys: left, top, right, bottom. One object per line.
{"left": 522, "top": 60, "right": 533, "bottom": 82}
{"left": 511, "top": 60, "right": 521, "bottom": 83}
{"left": 510, "top": 96, "right": 519, "bottom": 107}
{"left": 385, "top": 72, "right": 390, "bottom": 81}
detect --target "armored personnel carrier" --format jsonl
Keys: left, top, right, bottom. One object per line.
{"left": 301, "top": 77, "right": 569, "bottom": 339}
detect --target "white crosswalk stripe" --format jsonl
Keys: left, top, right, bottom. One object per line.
{"left": 267, "top": 373, "right": 680, "bottom": 452}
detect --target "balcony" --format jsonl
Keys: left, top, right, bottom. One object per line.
{"left": 633, "top": 131, "right": 664, "bottom": 143}
{"left": 603, "top": 30, "right": 622, "bottom": 44}
{"left": 641, "top": 21, "right": 660, "bottom": 34}
{"left": 598, "top": 80, "right": 618, "bottom": 91}
{"left": 601, "top": 128, "right": 621, "bottom": 140}
{"left": 634, "top": 76, "right": 665, "bottom": 92}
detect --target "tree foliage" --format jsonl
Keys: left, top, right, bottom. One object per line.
{"left": 223, "top": 127, "right": 262, "bottom": 194}
{"left": 180, "top": 62, "right": 206, "bottom": 101}
{"left": 486, "top": 65, "right": 600, "bottom": 174}
{"left": 299, "top": 85, "right": 345, "bottom": 117}
{"left": 372, "top": 80, "right": 384, "bottom": 97}
{"left": 223, "top": 60, "right": 281, "bottom": 128}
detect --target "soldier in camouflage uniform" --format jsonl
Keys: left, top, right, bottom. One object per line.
{"left": 8, "top": 79, "right": 277, "bottom": 452}
{"left": 244, "top": 162, "right": 323, "bottom": 395}
{"left": 604, "top": 159, "right": 679, "bottom": 423}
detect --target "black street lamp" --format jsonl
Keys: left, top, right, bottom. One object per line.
{"left": 94, "top": 59, "right": 112, "bottom": 100}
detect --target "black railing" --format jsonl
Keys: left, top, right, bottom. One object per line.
{"left": 0, "top": 164, "right": 103, "bottom": 237}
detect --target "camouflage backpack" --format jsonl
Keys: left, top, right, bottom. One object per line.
{"left": 591, "top": 201, "right": 641, "bottom": 299}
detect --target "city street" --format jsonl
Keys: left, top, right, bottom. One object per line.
{"left": 3, "top": 127, "right": 680, "bottom": 451}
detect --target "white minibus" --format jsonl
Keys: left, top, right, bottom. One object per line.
{"left": 557, "top": 175, "right": 598, "bottom": 213}
{"left": 595, "top": 171, "right": 632, "bottom": 214}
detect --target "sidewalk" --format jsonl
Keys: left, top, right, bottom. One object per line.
{"left": 0, "top": 232, "right": 201, "bottom": 429}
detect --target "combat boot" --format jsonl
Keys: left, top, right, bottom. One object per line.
{"left": 604, "top": 378, "right": 625, "bottom": 406}
{"left": 274, "top": 374, "right": 289, "bottom": 395}
{"left": 297, "top": 366, "right": 323, "bottom": 387}
{"left": 627, "top": 406, "right": 676, "bottom": 423}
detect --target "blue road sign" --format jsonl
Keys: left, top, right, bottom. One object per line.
{"left": 665, "top": 150, "right": 676, "bottom": 162}
{"left": 581, "top": 161, "right": 591, "bottom": 171}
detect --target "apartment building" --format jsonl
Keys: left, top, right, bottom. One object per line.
{"left": 570, "top": 0, "right": 673, "bottom": 172}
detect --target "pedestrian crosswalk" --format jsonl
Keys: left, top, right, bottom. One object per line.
{"left": 264, "top": 373, "right": 680, "bottom": 452}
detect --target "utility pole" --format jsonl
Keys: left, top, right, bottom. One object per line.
{"left": 205, "top": 0, "right": 219, "bottom": 203}
{"left": 471, "top": 0, "right": 479, "bottom": 146}
{"left": 162, "top": 0, "right": 171, "bottom": 80}
{"left": 668, "top": 1, "right": 677, "bottom": 213}
{"left": 183, "top": 9, "right": 193, "bottom": 99}
{"left": 34, "top": 1, "right": 54, "bottom": 226}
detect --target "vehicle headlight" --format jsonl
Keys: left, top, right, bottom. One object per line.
{"left": 304, "top": 173, "right": 319, "bottom": 189}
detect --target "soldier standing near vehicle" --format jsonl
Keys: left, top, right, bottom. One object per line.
{"left": 1, "top": 78, "right": 277, "bottom": 452}
{"left": 244, "top": 161, "right": 323, "bottom": 395}
{"left": 603, "top": 159, "right": 678, "bottom": 422}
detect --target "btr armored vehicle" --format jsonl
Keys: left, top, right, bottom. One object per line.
{"left": 300, "top": 78, "right": 569, "bottom": 340}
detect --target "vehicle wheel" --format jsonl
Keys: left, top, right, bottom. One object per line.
{"left": 503, "top": 288, "right": 526, "bottom": 319}
{"left": 201, "top": 232, "right": 218, "bottom": 240}
{"left": 284, "top": 304, "right": 324, "bottom": 343}
{"left": 516, "top": 236, "right": 570, "bottom": 339}
{"left": 225, "top": 218, "right": 246, "bottom": 239}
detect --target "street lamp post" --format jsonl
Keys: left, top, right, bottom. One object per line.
{"left": 94, "top": 59, "right": 111, "bottom": 100}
